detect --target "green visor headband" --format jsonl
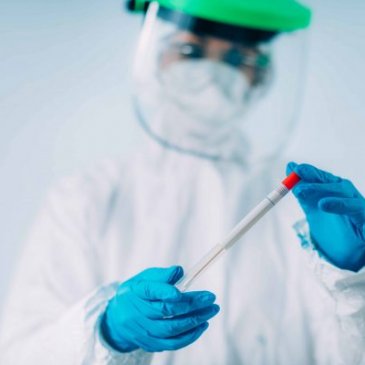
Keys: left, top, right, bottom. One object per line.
{"left": 126, "top": 0, "right": 312, "bottom": 32}
{"left": 155, "top": 7, "right": 278, "bottom": 45}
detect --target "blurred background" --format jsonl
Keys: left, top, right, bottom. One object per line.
{"left": 0, "top": 0, "right": 364, "bottom": 310}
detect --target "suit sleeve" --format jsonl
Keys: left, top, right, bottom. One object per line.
{"left": 294, "top": 219, "right": 365, "bottom": 365}
{"left": 0, "top": 175, "right": 153, "bottom": 365}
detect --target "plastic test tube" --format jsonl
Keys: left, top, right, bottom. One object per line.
{"left": 175, "top": 172, "right": 301, "bottom": 292}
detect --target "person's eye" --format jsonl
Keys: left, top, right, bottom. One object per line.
{"left": 223, "top": 48, "right": 271, "bottom": 70}
{"left": 176, "top": 43, "right": 204, "bottom": 59}
{"left": 256, "top": 54, "right": 271, "bottom": 69}
{"left": 180, "top": 43, "right": 204, "bottom": 58}
{"left": 222, "top": 48, "right": 245, "bottom": 67}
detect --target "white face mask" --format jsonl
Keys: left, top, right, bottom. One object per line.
{"left": 159, "top": 60, "right": 252, "bottom": 125}
{"left": 135, "top": 60, "right": 254, "bottom": 162}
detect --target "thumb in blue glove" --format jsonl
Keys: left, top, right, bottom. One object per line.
{"left": 287, "top": 162, "right": 365, "bottom": 272}
{"left": 101, "top": 266, "right": 220, "bottom": 353}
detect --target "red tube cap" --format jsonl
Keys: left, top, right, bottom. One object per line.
{"left": 282, "top": 172, "right": 301, "bottom": 190}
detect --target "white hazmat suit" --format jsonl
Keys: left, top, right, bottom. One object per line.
{"left": 1, "top": 5, "right": 365, "bottom": 362}
{"left": 0, "top": 135, "right": 365, "bottom": 364}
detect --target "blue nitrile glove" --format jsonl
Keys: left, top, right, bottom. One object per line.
{"left": 101, "top": 266, "right": 220, "bottom": 353}
{"left": 287, "top": 162, "right": 365, "bottom": 272}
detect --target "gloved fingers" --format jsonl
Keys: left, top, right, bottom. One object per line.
{"left": 157, "top": 322, "right": 210, "bottom": 351}
{"left": 132, "top": 280, "right": 182, "bottom": 302}
{"left": 142, "top": 291, "right": 216, "bottom": 318}
{"left": 287, "top": 162, "right": 342, "bottom": 184}
{"left": 132, "top": 266, "right": 184, "bottom": 285}
{"left": 292, "top": 181, "right": 355, "bottom": 202}
{"left": 142, "top": 304, "right": 220, "bottom": 338}
{"left": 319, "top": 197, "right": 365, "bottom": 216}
{"left": 139, "top": 323, "right": 209, "bottom": 352}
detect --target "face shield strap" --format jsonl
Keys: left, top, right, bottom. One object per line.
{"left": 156, "top": 6, "right": 279, "bottom": 46}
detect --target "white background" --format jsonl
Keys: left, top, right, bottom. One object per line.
{"left": 0, "top": 0, "right": 364, "bottom": 310}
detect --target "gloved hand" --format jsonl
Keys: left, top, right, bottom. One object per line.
{"left": 101, "top": 266, "right": 220, "bottom": 353}
{"left": 287, "top": 162, "right": 365, "bottom": 272}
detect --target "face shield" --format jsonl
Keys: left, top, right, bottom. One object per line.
{"left": 132, "top": 2, "right": 309, "bottom": 166}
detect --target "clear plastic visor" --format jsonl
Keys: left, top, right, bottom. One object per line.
{"left": 133, "top": 2, "right": 308, "bottom": 165}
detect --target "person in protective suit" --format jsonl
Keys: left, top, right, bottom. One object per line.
{"left": 1, "top": 1, "right": 365, "bottom": 364}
